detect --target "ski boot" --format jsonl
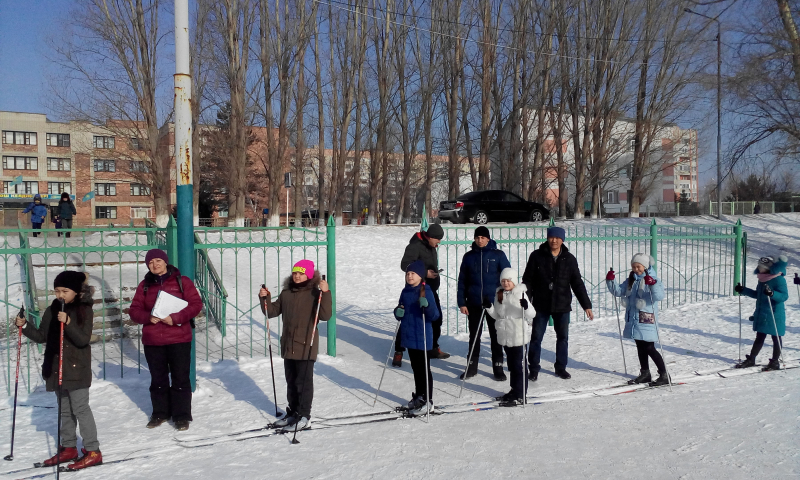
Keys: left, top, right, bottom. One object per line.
{"left": 762, "top": 358, "right": 781, "bottom": 371}
{"left": 627, "top": 369, "right": 652, "bottom": 385}
{"left": 392, "top": 352, "right": 403, "bottom": 368}
{"left": 36, "top": 446, "right": 78, "bottom": 467}
{"left": 272, "top": 409, "right": 298, "bottom": 429}
{"left": 649, "top": 371, "right": 670, "bottom": 387}
{"left": 280, "top": 416, "right": 310, "bottom": 433}
{"left": 64, "top": 449, "right": 102, "bottom": 471}
{"left": 409, "top": 398, "right": 434, "bottom": 416}
{"left": 406, "top": 393, "right": 426, "bottom": 411}
{"left": 734, "top": 355, "right": 756, "bottom": 369}
{"left": 492, "top": 363, "right": 507, "bottom": 382}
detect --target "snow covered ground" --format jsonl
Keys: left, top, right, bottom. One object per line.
{"left": 1, "top": 213, "right": 799, "bottom": 479}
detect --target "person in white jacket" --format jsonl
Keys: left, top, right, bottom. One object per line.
{"left": 485, "top": 268, "right": 536, "bottom": 405}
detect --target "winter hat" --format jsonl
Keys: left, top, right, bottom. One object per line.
{"left": 474, "top": 226, "right": 491, "bottom": 239}
{"left": 60, "top": 192, "right": 70, "bottom": 201}
{"left": 54, "top": 270, "right": 86, "bottom": 294}
{"left": 500, "top": 268, "right": 518, "bottom": 283}
{"left": 406, "top": 260, "right": 427, "bottom": 280}
{"left": 546, "top": 226, "right": 565, "bottom": 240}
{"left": 757, "top": 255, "right": 788, "bottom": 275}
{"left": 33, "top": 194, "right": 42, "bottom": 202}
{"left": 426, "top": 224, "right": 444, "bottom": 240}
{"left": 145, "top": 249, "right": 169, "bottom": 266}
{"left": 292, "top": 259, "right": 315, "bottom": 279}
{"left": 631, "top": 253, "right": 654, "bottom": 268}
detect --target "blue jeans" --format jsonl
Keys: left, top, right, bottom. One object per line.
{"left": 528, "top": 311, "right": 570, "bottom": 373}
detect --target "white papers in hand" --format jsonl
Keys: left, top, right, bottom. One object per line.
{"left": 151, "top": 290, "right": 188, "bottom": 319}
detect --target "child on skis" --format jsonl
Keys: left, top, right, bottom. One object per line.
{"left": 484, "top": 268, "right": 535, "bottom": 405}
{"left": 259, "top": 260, "right": 331, "bottom": 432}
{"left": 606, "top": 254, "right": 669, "bottom": 386}
{"left": 734, "top": 255, "right": 789, "bottom": 371}
{"left": 394, "top": 260, "right": 440, "bottom": 415}
{"left": 14, "top": 271, "right": 102, "bottom": 470}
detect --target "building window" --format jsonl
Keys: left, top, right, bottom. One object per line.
{"left": 130, "top": 160, "right": 150, "bottom": 173}
{"left": 93, "top": 136, "right": 115, "bottom": 149}
{"left": 95, "top": 183, "right": 117, "bottom": 196}
{"left": 130, "top": 138, "right": 145, "bottom": 150}
{"left": 3, "top": 181, "right": 39, "bottom": 194}
{"left": 95, "top": 206, "right": 117, "bottom": 219}
{"left": 606, "top": 191, "right": 618, "bottom": 204}
{"left": 48, "top": 182, "right": 72, "bottom": 195}
{"left": 130, "top": 183, "right": 151, "bottom": 196}
{"left": 46, "top": 133, "right": 70, "bottom": 147}
{"left": 94, "top": 159, "right": 116, "bottom": 172}
{"left": 2, "top": 156, "right": 38, "bottom": 170}
{"left": 2, "top": 131, "right": 37, "bottom": 145}
{"left": 629, "top": 139, "right": 636, "bottom": 151}
{"left": 131, "top": 207, "right": 152, "bottom": 219}
{"left": 47, "top": 157, "right": 71, "bottom": 171}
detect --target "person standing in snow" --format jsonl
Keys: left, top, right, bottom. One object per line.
{"left": 394, "top": 260, "right": 441, "bottom": 415}
{"left": 129, "top": 249, "right": 203, "bottom": 431}
{"left": 259, "top": 260, "right": 331, "bottom": 432}
{"left": 15, "top": 271, "right": 103, "bottom": 470}
{"left": 57, "top": 192, "right": 77, "bottom": 237}
{"left": 484, "top": 268, "right": 535, "bottom": 404}
{"left": 606, "top": 254, "right": 669, "bottom": 386}
{"left": 394, "top": 223, "right": 449, "bottom": 367}
{"left": 522, "top": 226, "right": 594, "bottom": 381}
{"left": 456, "top": 226, "right": 512, "bottom": 380}
{"left": 22, "top": 193, "right": 48, "bottom": 237}
{"left": 734, "top": 255, "right": 789, "bottom": 371}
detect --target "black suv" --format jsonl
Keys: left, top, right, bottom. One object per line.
{"left": 438, "top": 190, "right": 550, "bottom": 224}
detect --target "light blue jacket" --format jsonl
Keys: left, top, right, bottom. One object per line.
{"left": 740, "top": 257, "right": 788, "bottom": 337}
{"left": 606, "top": 267, "right": 665, "bottom": 342}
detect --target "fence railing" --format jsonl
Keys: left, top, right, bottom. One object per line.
{"left": 437, "top": 218, "right": 744, "bottom": 335}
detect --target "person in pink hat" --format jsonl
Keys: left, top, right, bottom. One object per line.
{"left": 259, "top": 259, "right": 331, "bottom": 432}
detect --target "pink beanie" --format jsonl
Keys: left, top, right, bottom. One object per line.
{"left": 292, "top": 259, "right": 315, "bottom": 279}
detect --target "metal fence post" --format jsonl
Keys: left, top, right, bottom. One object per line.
{"left": 166, "top": 216, "right": 179, "bottom": 269}
{"left": 733, "top": 219, "right": 743, "bottom": 292}
{"left": 650, "top": 218, "right": 658, "bottom": 273}
{"left": 326, "top": 215, "right": 337, "bottom": 356}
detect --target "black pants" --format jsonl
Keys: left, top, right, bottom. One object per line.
{"left": 466, "top": 305, "right": 503, "bottom": 373}
{"left": 504, "top": 345, "right": 527, "bottom": 399}
{"left": 284, "top": 359, "right": 315, "bottom": 418}
{"left": 407, "top": 349, "right": 433, "bottom": 400}
{"left": 528, "top": 311, "right": 570, "bottom": 373}
{"left": 32, "top": 222, "right": 42, "bottom": 237}
{"left": 750, "top": 332, "right": 783, "bottom": 360}
{"left": 396, "top": 288, "right": 443, "bottom": 353}
{"left": 635, "top": 340, "right": 666, "bottom": 374}
{"left": 144, "top": 342, "right": 193, "bottom": 422}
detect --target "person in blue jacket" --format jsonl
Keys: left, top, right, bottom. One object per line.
{"left": 457, "top": 226, "right": 512, "bottom": 381}
{"left": 606, "top": 253, "right": 668, "bottom": 386}
{"left": 23, "top": 194, "right": 49, "bottom": 237}
{"left": 394, "top": 260, "right": 440, "bottom": 416}
{"left": 734, "top": 255, "right": 789, "bottom": 371}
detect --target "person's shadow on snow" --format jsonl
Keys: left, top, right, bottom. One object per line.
{"left": 199, "top": 359, "right": 277, "bottom": 419}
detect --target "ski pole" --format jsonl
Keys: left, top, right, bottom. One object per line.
{"left": 647, "top": 288, "right": 672, "bottom": 391}
{"left": 765, "top": 288, "right": 785, "bottom": 368}
{"left": 458, "top": 308, "right": 486, "bottom": 398}
{"left": 737, "top": 283, "right": 742, "bottom": 363}
{"left": 372, "top": 316, "right": 402, "bottom": 407}
{"left": 56, "top": 299, "right": 65, "bottom": 479}
{"left": 607, "top": 269, "right": 628, "bottom": 375}
{"left": 291, "top": 275, "right": 325, "bottom": 445}
{"left": 261, "top": 285, "right": 280, "bottom": 419}
{"left": 422, "top": 300, "right": 430, "bottom": 423}
{"left": 4, "top": 307, "right": 25, "bottom": 461}
{"left": 794, "top": 273, "right": 799, "bottom": 308}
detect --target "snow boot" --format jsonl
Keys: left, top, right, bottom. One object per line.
{"left": 146, "top": 416, "right": 168, "bottom": 429}
{"left": 493, "top": 363, "right": 507, "bottom": 381}
{"left": 459, "top": 362, "right": 477, "bottom": 380}
{"left": 734, "top": 355, "right": 756, "bottom": 369}
{"left": 392, "top": 352, "right": 403, "bottom": 368}
{"left": 528, "top": 370, "right": 538, "bottom": 382}
{"left": 762, "top": 358, "right": 781, "bottom": 371}
{"left": 409, "top": 399, "right": 434, "bottom": 416}
{"left": 431, "top": 348, "right": 451, "bottom": 360}
{"left": 174, "top": 420, "right": 190, "bottom": 431}
{"left": 649, "top": 371, "right": 670, "bottom": 387}
{"left": 65, "top": 450, "right": 102, "bottom": 471}
{"left": 272, "top": 409, "right": 298, "bottom": 429}
{"left": 39, "top": 446, "right": 79, "bottom": 467}
{"left": 627, "top": 370, "right": 652, "bottom": 385}
{"left": 280, "top": 417, "right": 310, "bottom": 433}
{"left": 554, "top": 368, "right": 572, "bottom": 380}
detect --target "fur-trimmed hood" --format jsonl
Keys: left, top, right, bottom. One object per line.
{"left": 282, "top": 270, "right": 323, "bottom": 291}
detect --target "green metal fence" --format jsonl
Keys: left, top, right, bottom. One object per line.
{"left": 438, "top": 219, "right": 745, "bottom": 335}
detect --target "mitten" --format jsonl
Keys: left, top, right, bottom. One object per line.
{"left": 734, "top": 283, "right": 744, "bottom": 293}
{"left": 606, "top": 268, "right": 615, "bottom": 281}
{"left": 394, "top": 306, "right": 405, "bottom": 319}
{"left": 520, "top": 297, "right": 529, "bottom": 310}
{"left": 644, "top": 275, "right": 656, "bottom": 286}
{"left": 482, "top": 298, "right": 492, "bottom": 309}
{"left": 419, "top": 297, "right": 429, "bottom": 308}
{"left": 763, "top": 284, "right": 773, "bottom": 297}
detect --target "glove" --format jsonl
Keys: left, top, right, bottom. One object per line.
{"left": 606, "top": 268, "right": 615, "bottom": 281}
{"left": 482, "top": 298, "right": 492, "bottom": 309}
{"left": 394, "top": 306, "right": 405, "bottom": 319}
{"left": 419, "top": 297, "right": 429, "bottom": 308}
{"left": 644, "top": 275, "right": 656, "bottom": 286}
{"left": 734, "top": 283, "right": 744, "bottom": 294}
{"left": 763, "top": 285, "right": 773, "bottom": 297}
{"left": 497, "top": 290, "right": 503, "bottom": 304}
{"left": 520, "top": 297, "right": 529, "bottom": 310}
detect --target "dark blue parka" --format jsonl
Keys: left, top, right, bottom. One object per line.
{"left": 395, "top": 282, "right": 440, "bottom": 350}
{"left": 456, "top": 240, "right": 511, "bottom": 307}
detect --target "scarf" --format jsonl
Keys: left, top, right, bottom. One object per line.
{"left": 757, "top": 273, "right": 780, "bottom": 283}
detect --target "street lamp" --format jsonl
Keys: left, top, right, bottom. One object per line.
{"left": 685, "top": 8, "right": 722, "bottom": 219}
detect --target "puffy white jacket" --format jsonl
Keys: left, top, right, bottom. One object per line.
{"left": 485, "top": 284, "right": 535, "bottom": 347}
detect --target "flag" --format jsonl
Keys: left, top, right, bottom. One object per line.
{"left": 10, "top": 176, "right": 22, "bottom": 186}
{"left": 82, "top": 191, "right": 95, "bottom": 202}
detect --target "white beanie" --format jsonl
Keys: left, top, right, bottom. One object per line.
{"left": 500, "top": 268, "right": 518, "bottom": 282}
{"left": 631, "top": 253, "right": 654, "bottom": 268}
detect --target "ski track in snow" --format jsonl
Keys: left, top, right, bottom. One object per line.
{"left": 1, "top": 213, "right": 799, "bottom": 479}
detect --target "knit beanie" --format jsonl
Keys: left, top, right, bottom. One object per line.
{"left": 145, "top": 249, "right": 169, "bottom": 266}
{"left": 406, "top": 260, "right": 427, "bottom": 280}
{"left": 54, "top": 271, "right": 86, "bottom": 294}
{"left": 474, "top": 226, "right": 491, "bottom": 239}
{"left": 631, "top": 253, "right": 654, "bottom": 268}
{"left": 292, "top": 259, "right": 315, "bottom": 279}
{"left": 426, "top": 224, "right": 444, "bottom": 240}
{"left": 546, "top": 226, "right": 565, "bottom": 240}
{"left": 500, "top": 268, "right": 517, "bottom": 283}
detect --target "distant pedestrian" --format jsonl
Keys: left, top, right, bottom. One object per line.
{"left": 22, "top": 194, "right": 48, "bottom": 237}
{"left": 53, "top": 214, "right": 63, "bottom": 237}
{"left": 753, "top": 202, "right": 761, "bottom": 215}
{"left": 58, "top": 192, "right": 77, "bottom": 237}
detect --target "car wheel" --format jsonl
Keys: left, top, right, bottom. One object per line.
{"left": 474, "top": 210, "right": 489, "bottom": 224}
{"left": 530, "top": 210, "right": 544, "bottom": 222}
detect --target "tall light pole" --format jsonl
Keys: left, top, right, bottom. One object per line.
{"left": 685, "top": 8, "right": 722, "bottom": 219}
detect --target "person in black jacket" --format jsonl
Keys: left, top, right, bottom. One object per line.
{"left": 522, "top": 226, "right": 593, "bottom": 380}
{"left": 394, "top": 223, "right": 449, "bottom": 367}
{"left": 456, "top": 226, "right": 511, "bottom": 380}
